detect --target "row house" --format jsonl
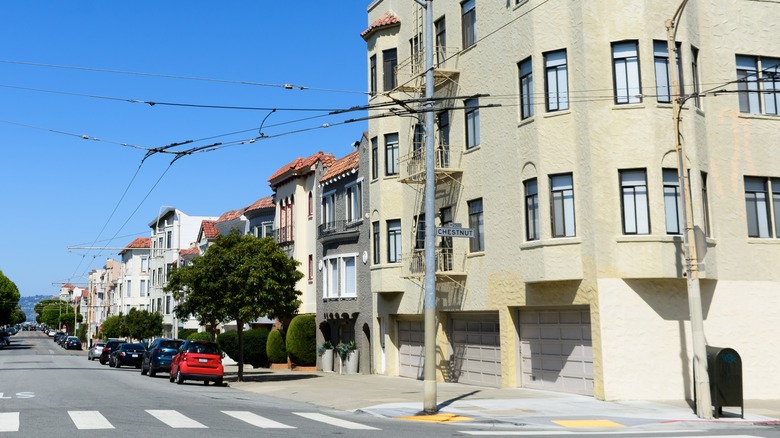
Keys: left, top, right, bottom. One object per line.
{"left": 362, "top": 0, "right": 780, "bottom": 401}
{"left": 116, "top": 238, "right": 151, "bottom": 316}
{"left": 315, "top": 136, "right": 373, "bottom": 373}
{"left": 86, "top": 259, "right": 120, "bottom": 340}
{"left": 147, "top": 207, "right": 218, "bottom": 338}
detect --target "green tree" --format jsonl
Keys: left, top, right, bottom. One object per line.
{"left": 0, "top": 270, "right": 21, "bottom": 326}
{"left": 166, "top": 264, "right": 223, "bottom": 342}
{"left": 11, "top": 309, "right": 26, "bottom": 325}
{"left": 101, "top": 315, "right": 124, "bottom": 339}
{"left": 124, "top": 308, "right": 163, "bottom": 341}
{"left": 286, "top": 314, "right": 317, "bottom": 366}
{"left": 40, "top": 301, "right": 71, "bottom": 328}
{"left": 165, "top": 232, "right": 303, "bottom": 381}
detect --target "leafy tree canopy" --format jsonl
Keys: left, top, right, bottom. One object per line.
{"left": 101, "top": 315, "right": 124, "bottom": 339}
{"left": 0, "top": 270, "right": 21, "bottom": 325}
{"left": 124, "top": 308, "right": 163, "bottom": 341}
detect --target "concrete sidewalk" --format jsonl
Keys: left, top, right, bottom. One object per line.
{"left": 224, "top": 365, "right": 780, "bottom": 430}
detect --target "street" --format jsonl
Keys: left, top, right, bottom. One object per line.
{"left": 1, "top": 331, "right": 779, "bottom": 438}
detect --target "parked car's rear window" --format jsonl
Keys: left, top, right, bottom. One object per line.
{"left": 187, "top": 343, "right": 219, "bottom": 355}
{"left": 160, "top": 341, "right": 183, "bottom": 349}
{"left": 123, "top": 343, "right": 145, "bottom": 350}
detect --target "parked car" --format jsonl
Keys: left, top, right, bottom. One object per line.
{"left": 87, "top": 342, "right": 105, "bottom": 360}
{"left": 109, "top": 343, "right": 146, "bottom": 368}
{"left": 141, "top": 338, "right": 184, "bottom": 377}
{"left": 54, "top": 332, "right": 67, "bottom": 344}
{"left": 64, "top": 336, "right": 82, "bottom": 350}
{"left": 99, "top": 340, "right": 126, "bottom": 365}
{"left": 0, "top": 331, "right": 9, "bottom": 348}
{"left": 169, "top": 340, "right": 224, "bottom": 386}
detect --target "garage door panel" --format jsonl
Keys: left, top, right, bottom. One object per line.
{"left": 451, "top": 315, "right": 502, "bottom": 387}
{"left": 399, "top": 320, "right": 424, "bottom": 380}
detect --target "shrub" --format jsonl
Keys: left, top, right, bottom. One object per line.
{"left": 217, "top": 331, "right": 239, "bottom": 362}
{"left": 243, "top": 328, "right": 270, "bottom": 368}
{"left": 178, "top": 329, "right": 197, "bottom": 340}
{"left": 187, "top": 331, "right": 212, "bottom": 341}
{"left": 266, "top": 329, "right": 287, "bottom": 364}
{"left": 286, "top": 314, "right": 316, "bottom": 366}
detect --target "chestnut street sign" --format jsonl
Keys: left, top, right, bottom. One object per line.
{"left": 435, "top": 226, "right": 475, "bottom": 238}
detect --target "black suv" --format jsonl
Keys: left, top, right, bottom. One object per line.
{"left": 99, "top": 339, "right": 126, "bottom": 365}
{"left": 141, "top": 338, "right": 184, "bottom": 377}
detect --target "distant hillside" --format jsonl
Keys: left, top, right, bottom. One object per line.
{"left": 19, "top": 295, "right": 57, "bottom": 322}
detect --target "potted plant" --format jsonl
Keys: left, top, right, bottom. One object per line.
{"left": 317, "top": 341, "right": 334, "bottom": 372}
{"left": 335, "top": 340, "right": 358, "bottom": 374}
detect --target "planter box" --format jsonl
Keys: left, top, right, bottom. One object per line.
{"left": 320, "top": 349, "right": 334, "bottom": 372}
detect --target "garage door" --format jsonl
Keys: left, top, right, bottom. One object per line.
{"left": 398, "top": 320, "right": 424, "bottom": 379}
{"left": 451, "top": 316, "right": 502, "bottom": 387}
{"left": 519, "top": 308, "right": 593, "bottom": 395}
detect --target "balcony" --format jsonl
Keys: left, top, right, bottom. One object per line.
{"left": 394, "top": 46, "right": 460, "bottom": 93}
{"left": 399, "top": 146, "right": 463, "bottom": 184}
{"left": 318, "top": 220, "right": 362, "bottom": 242}
{"left": 401, "top": 248, "right": 467, "bottom": 279}
{"left": 274, "top": 226, "right": 294, "bottom": 246}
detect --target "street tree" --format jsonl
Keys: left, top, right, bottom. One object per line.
{"left": 0, "top": 270, "right": 21, "bottom": 326}
{"left": 101, "top": 315, "right": 124, "bottom": 339}
{"left": 124, "top": 308, "right": 162, "bottom": 340}
{"left": 166, "top": 261, "right": 225, "bottom": 342}
{"left": 40, "top": 301, "right": 71, "bottom": 328}
{"left": 165, "top": 232, "right": 303, "bottom": 381}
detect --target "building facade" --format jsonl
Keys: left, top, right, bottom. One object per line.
{"left": 363, "top": 0, "right": 780, "bottom": 400}
{"left": 116, "top": 237, "right": 151, "bottom": 316}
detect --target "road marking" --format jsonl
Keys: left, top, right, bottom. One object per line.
{"left": 222, "top": 411, "right": 295, "bottom": 429}
{"left": 552, "top": 419, "right": 624, "bottom": 428}
{"left": 458, "top": 431, "right": 714, "bottom": 436}
{"left": 68, "top": 411, "right": 114, "bottom": 429}
{"left": 146, "top": 410, "right": 207, "bottom": 428}
{"left": 293, "top": 412, "right": 379, "bottom": 430}
{"left": 0, "top": 412, "right": 19, "bottom": 432}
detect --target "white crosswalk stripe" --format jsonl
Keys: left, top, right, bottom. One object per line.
{"left": 68, "top": 411, "right": 114, "bottom": 430}
{"left": 146, "top": 409, "right": 207, "bottom": 428}
{"left": 293, "top": 412, "right": 380, "bottom": 430}
{"left": 0, "top": 412, "right": 20, "bottom": 432}
{"left": 222, "top": 411, "right": 295, "bottom": 429}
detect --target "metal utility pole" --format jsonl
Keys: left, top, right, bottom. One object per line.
{"left": 411, "top": 0, "right": 438, "bottom": 414}
{"left": 666, "top": 0, "right": 712, "bottom": 419}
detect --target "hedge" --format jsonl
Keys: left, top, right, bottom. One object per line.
{"left": 187, "top": 331, "right": 211, "bottom": 341}
{"left": 217, "top": 329, "right": 269, "bottom": 368}
{"left": 286, "top": 315, "right": 316, "bottom": 366}
{"left": 266, "top": 329, "right": 287, "bottom": 364}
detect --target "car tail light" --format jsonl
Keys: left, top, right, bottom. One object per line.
{"left": 156, "top": 349, "right": 163, "bottom": 353}
{"left": 119, "top": 352, "right": 126, "bottom": 357}
{"left": 181, "top": 352, "right": 188, "bottom": 362}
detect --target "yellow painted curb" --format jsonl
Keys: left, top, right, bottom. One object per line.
{"left": 552, "top": 419, "right": 625, "bottom": 428}
{"left": 395, "top": 413, "right": 473, "bottom": 423}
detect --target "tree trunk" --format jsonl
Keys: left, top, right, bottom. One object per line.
{"left": 237, "top": 318, "right": 244, "bottom": 382}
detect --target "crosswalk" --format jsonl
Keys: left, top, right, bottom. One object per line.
{"left": 0, "top": 409, "right": 380, "bottom": 432}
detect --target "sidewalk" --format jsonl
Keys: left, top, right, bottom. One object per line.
{"left": 224, "top": 365, "right": 780, "bottom": 430}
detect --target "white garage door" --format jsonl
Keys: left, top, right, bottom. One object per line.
{"left": 519, "top": 308, "right": 593, "bottom": 395}
{"left": 398, "top": 320, "right": 424, "bottom": 379}
{"left": 451, "top": 316, "right": 502, "bottom": 387}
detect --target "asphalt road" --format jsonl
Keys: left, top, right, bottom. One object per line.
{"left": 2, "top": 331, "right": 779, "bottom": 438}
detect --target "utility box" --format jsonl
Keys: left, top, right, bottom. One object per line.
{"left": 706, "top": 346, "right": 743, "bottom": 418}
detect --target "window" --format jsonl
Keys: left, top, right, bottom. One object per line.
{"left": 165, "top": 296, "right": 171, "bottom": 314}
{"left": 166, "top": 231, "right": 172, "bottom": 249}
{"left": 371, "top": 136, "right": 379, "bottom": 180}
{"left": 126, "top": 280, "right": 132, "bottom": 298}
{"left": 385, "top": 133, "right": 399, "bottom": 176}
{"left": 524, "top": 178, "right": 539, "bottom": 241}
{"left": 323, "top": 255, "right": 358, "bottom": 298}
{"left": 370, "top": 54, "right": 377, "bottom": 96}
{"left": 413, "top": 123, "right": 425, "bottom": 159}
{"left": 387, "top": 219, "right": 402, "bottom": 263}
{"left": 157, "top": 267, "right": 163, "bottom": 286}
{"left": 308, "top": 254, "right": 313, "bottom": 282}
{"left": 372, "top": 221, "right": 380, "bottom": 264}
{"left": 691, "top": 46, "right": 701, "bottom": 108}
{"left": 464, "top": 98, "right": 480, "bottom": 150}
{"left": 663, "top": 168, "right": 682, "bottom": 235}
{"left": 620, "top": 169, "right": 650, "bottom": 235}
{"left": 468, "top": 198, "right": 484, "bottom": 252}
{"left": 140, "top": 256, "right": 149, "bottom": 272}
{"left": 140, "top": 279, "right": 147, "bottom": 297}
{"left": 612, "top": 41, "right": 641, "bottom": 104}
{"left": 308, "top": 192, "right": 313, "bottom": 218}
{"left": 437, "top": 111, "right": 451, "bottom": 167}
{"left": 435, "top": 17, "right": 446, "bottom": 67}
{"left": 701, "top": 172, "right": 711, "bottom": 237}
{"left": 654, "top": 41, "right": 683, "bottom": 103}
{"left": 321, "top": 191, "right": 335, "bottom": 228}
{"left": 544, "top": 50, "right": 569, "bottom": 111}
{"left": 346, "top": 181, "right": 363, "bottom": 223}
{"left": 744, "top": 176, "right": 780, "bottom": 238}
{"left": 519, "top": 57, "right": 534, "bottom": 119}
{"left": 410, "top": 32, "right": 422, "bottom": 74}
{"left": 550, "top": 173, "right": 575, "bottom": 237}
{"left": 461, "top": 0, "right": 476, "bottom": 49}
{"left": 415, "top": 214, "right": 425, "bottom": 249}
{"left": 738, "top": 56, "right": 780, "bottom": 115}
{"left": 383, "top": 48, "right": 397, "bottom": 91}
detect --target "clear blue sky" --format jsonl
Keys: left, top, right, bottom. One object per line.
{"left": 0, "top": 2, "right": 370, "bottom": 296}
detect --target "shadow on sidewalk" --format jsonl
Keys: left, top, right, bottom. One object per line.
{"left": 223, "top": 368, "right": 321, "bottom": 383}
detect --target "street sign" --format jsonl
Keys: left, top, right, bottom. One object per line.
{"left": 435, "top": 227, "right": 475, "bottom": 238}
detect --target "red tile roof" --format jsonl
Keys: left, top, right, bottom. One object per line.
{"left": 201, "top": 220, "right": 220, "bottom": 239}
{"left": 268, "top": 151, "right": 336, "bottom": 187}
{"left": 245, "top": 195, "right": 274, "bottom": 213}
{"left": 119, "top": 237, "right": 151, "bottom": 255}
{"left": 321, "top": 151, "right": 359, "bottom": 182}
{"left": 361, "top": 11, "right": 401, "bottom": 39}
{"left": 179, "top": 247, "right": 199, "bottom": 257}
{"left": 217, "top": 209, "right": 244, "bottom": 223}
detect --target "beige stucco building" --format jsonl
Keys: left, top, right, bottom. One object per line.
{"left": 363, "top": 0, "right": 779, "bottom": 401}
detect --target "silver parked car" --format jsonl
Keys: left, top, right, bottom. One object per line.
{"left": 87, "top": 342, "right": 105, "bottom": 360}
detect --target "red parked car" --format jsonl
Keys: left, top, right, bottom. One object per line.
{"left": 169, "top": 340, "right": 224, "bottom": 386}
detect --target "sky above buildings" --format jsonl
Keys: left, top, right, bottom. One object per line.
{"left": 0, "top": 2, "right": 371, "bottom": 296}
